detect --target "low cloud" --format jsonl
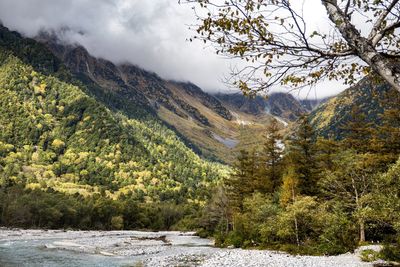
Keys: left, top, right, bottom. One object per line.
{"left": 0, "top": 0, "right": 344, "bottom": 98}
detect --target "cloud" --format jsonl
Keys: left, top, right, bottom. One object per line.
{"left": 0, "top": 0, "right": 345, "bottom": 98}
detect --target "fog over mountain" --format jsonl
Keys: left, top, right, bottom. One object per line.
{"left": 0, "top": 0, "right": 346, "bottom": 98}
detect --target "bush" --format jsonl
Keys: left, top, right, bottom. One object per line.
{"left": 380, "top": 244, "right": 400, "bottom": 262}
{"left": 111, "top": 216, "right": 124, "bottom": 230}
{"left": 360, "top": 249, "right": 380, "bottom": 262}
{"left": 224, "top": 231, "right": 244, "bottom": 248}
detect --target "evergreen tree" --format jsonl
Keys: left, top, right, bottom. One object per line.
{"left": 286, "top": 116, "right": 319, "bottom": 195}
{"left": 225, "top": 149, "right": 259, "bottom": 212}
{"left": 376, "top": 89, "right": 400, "bottom": 164}
{"left": 340, "top": 106, "right": 373, "bottom": 153}
{"left": 315, "top": 137, "right": 340, "bottom": 172}
{"left": 259, "top": 118, "right": 283, "bottom": 193}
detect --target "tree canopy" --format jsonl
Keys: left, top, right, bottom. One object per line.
{"left": 185, "top": 0, "right": 400, "bottom": 94}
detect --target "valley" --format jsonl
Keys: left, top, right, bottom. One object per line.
{"left": 1, "top": 2, "right": 400, "bottom": 264}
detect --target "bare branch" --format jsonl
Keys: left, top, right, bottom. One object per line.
{"left": 368, "top": 0, "right": 400, "bottom": 42}
{"left": 371, "top": 20, "right": 400, "bottom": 46}
{"left": 186, "top": 0, "right": 400, "bottom": 94}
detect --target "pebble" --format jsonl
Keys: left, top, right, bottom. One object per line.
{"left": 0, "top": 229, "right": 379, "bottom": 267}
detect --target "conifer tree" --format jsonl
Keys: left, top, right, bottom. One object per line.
{"left": 377, "top": 89, "right": 400, "bottom": 164}
{"left": 315, "top": 137, "right": 340, "bottom": 172}
{"left": 286, "top": 116, "right": 319, "bottom": 195}
{"left": 259, "top": 118, "right": 283, "bottom": 193}
{"left": 340, "top": 106, "right": 372, "bottom": 153}
{"left": 225, "top": 149, "right": 259, "bottom": 212}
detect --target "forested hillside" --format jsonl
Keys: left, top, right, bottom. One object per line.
{"left": 0, "top": 25, "right": 228, "bottom": 230}
{"left": 309, "top": 77, "right": 400, "bottom": 140}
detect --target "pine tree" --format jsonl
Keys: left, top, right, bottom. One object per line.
{"left": 340, "top": 106, "right": 373, "bottom": 153}
{"left": 259, "top": 118, "right": 283, "bottom": 193}
{"left": 376, "top": 89, "right": 400, "bottom": 164}
{"left": 286, "top": 116, "right": 319, "bottom": 195}
{"left": 315, "top": 137, "right": 340, "bottom": 172}
{"left": 225, "top": 149, "right": 259, "bottom": 212}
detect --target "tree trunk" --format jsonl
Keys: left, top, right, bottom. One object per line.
{"left": 359, "top": 220, "right": 366, "bottom": 243}
{"left": 291, "top": 184, "right": 300, "bottom": 246}
{"left": 322, "top": 0, "right": 400, "bottom": 93}
{"left": 294, "top": 215, "right": 300, "bottom": 247}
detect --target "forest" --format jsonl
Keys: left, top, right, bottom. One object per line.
{"left": 199, "top": 106, "right": 400, "bottom": 260}
{"left": 0, "top": 37, "right": 227, "bottom": 232}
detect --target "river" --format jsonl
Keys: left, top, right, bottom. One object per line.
{"left": 0, "top": 229, "right": 376, "bottom": 267}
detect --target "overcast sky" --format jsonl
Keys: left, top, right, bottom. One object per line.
{"left": 0, "top": 0, "right": 348, "bottom": 99}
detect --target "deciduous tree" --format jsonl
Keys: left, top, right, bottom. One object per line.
{"left": 186, "top": 0, "right": 400, "bottom": 94}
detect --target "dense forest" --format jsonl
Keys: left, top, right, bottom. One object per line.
{"left": 0, "top": 29, "right": 228, "bottom": 231}
{"left": 199, "top": 108, "right": 400, "bottom": 260}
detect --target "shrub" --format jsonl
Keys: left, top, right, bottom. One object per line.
{"left": 110, "top": 216, "right": 124, "bottom": 230}
{"left": 225, "top": 231, "right": 244, "bottom": 248}
{"left": 380, "top": 244, "right": 400, "bottom": 262}
{"left": 360, "top": 249, "right": 380, "bottom": 262}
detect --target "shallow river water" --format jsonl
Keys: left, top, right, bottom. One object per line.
{"left": 0, "top": 230, "right": 214, "bottom": 267}
{"left": 0, "top": 229, "right": 377, "bottom": 267}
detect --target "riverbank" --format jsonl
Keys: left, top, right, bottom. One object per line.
{"left": 0, "top": 229, "right": 385, "bottom": 267}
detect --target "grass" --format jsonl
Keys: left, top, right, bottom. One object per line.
{"left": 360, "top": 249, "right": 380, "bottom": 262}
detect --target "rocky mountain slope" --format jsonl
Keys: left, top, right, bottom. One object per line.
{"left": 215, "top": 92, "right": 308, "bottom": 121}
{"left": 300, "top": 96, "right": 332, "bottom": 111}
{"left": 35, "top": 30, "right": 290, "bottom": 163}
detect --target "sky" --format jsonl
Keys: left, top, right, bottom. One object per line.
{"left": 0, "top": 0, "right": 349, "bottom": 99}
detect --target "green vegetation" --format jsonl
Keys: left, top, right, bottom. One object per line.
{"left": 360, "top": 249, "right": 380, "bottom": 262}
{"left": 0, "top": 31, "right": 228, "bottom": 230}
{"left": 0, "top": 185, "right": 199, "bottom": 230}
{"left": 200, "top": 114, "right": 400, "bottom": 257}
{"left": 309, "top": 77, "right": 400, "bottom": 142}
{"left": 0, "top": 23, "right": 399, "bottom": 263}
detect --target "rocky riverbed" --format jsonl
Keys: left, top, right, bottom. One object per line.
{"left": 0, "top": 229, "right": 383, "bottom": 267}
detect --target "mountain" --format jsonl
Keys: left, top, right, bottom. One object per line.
{"left": 0, "top": 25, "right": 227, "bottom": 202}
{"left": 300, "top": 96, "right": 332, "bottom": 111}
{"left": 215, "top": 92, "right": 308, "bottom": 121}
{"left": 308, "top": 77, "right": 399, "bottom": 138}
{"left": 35, "top": 30, "right": 288, "bottom": 163}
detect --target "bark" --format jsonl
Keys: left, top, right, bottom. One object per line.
{"left": 359, "top": 220, "right": 366, "bottom": 243}
{"left": 351, "top": 174, "right": 366, "bottom": 243}
{"left": 322, "top": 0, "right": 400, "bottom": 93}
{"left": 294, "top": 216, "right": 300, "bottom": 247}
{"left": 291, "top": 183, "right": 300, "bottom": 246}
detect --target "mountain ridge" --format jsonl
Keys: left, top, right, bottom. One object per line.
{"left": 214, "top": 92, "right": 309, "bottom": 121}
{"left": 34, "top": 29, "right": 297, "bottom": 163}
